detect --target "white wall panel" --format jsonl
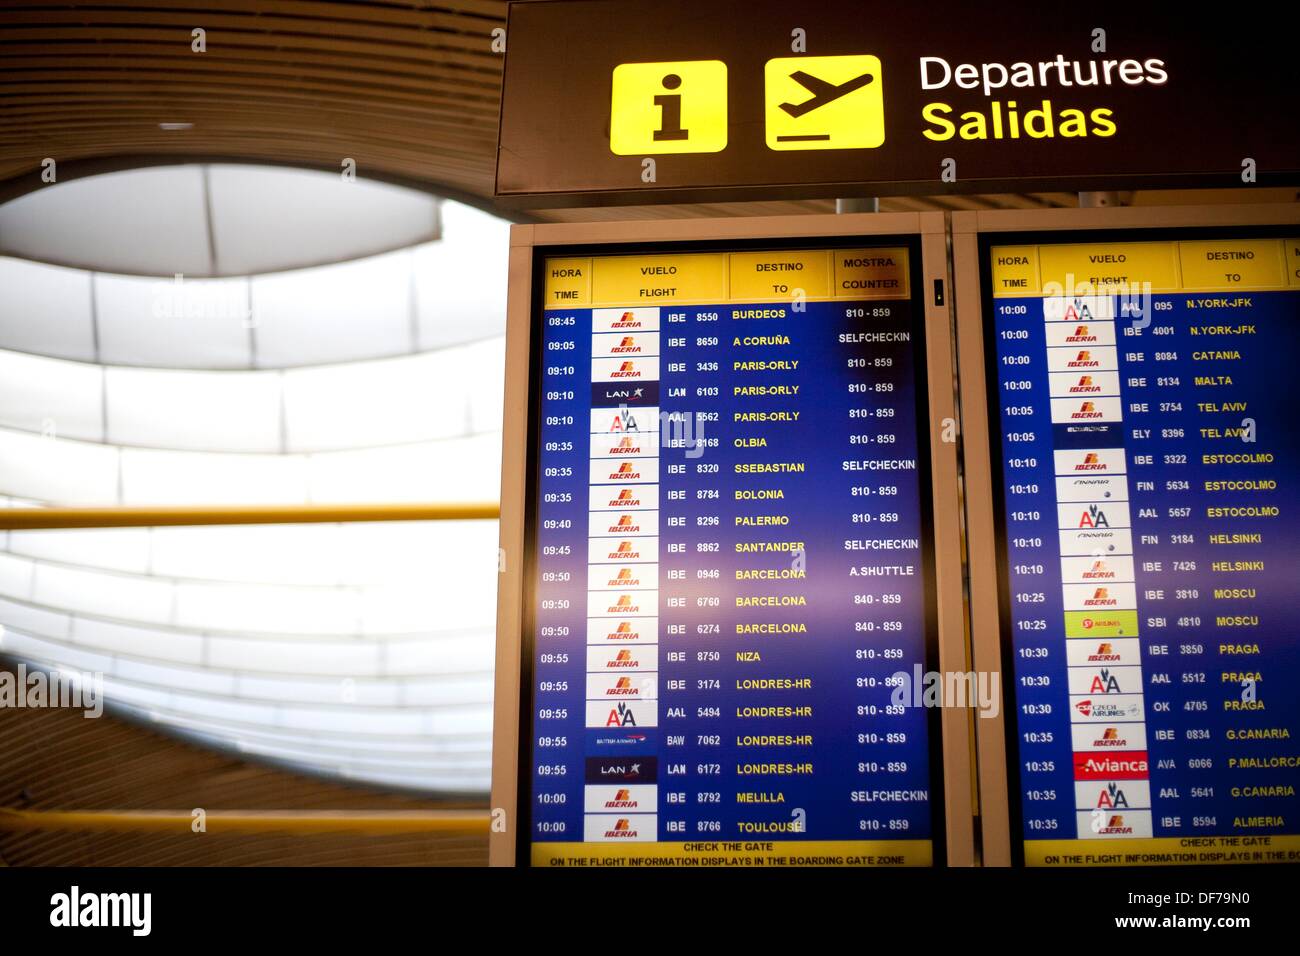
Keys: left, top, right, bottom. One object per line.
{"left": 105, "top": 365, "right": 281, "bottom": 451}
{"left": 96, "top": 273, "right": 253, "bottom": 368}
{"left": 0, "top": 350, "right": 103, "bottom": 441}
{"left": 0, "top": 429, "right": 119, "bottom": 503}
{"left": 0, "top": 259, "right": 95, "bottom": 361}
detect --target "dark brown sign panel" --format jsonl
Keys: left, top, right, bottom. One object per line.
{"left": 495, "top": 0, "right": 1300, "bottom": 206}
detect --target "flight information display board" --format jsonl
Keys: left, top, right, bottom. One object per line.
{"left": 983, "top": 230, "right": 1300, "bottom": 866}
{"left": 520, "top": 239, "right": 943, "bottom": 866}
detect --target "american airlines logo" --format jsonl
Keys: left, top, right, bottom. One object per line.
{"left": 1077, "top": 505, "right": 1111, "bottom": 528}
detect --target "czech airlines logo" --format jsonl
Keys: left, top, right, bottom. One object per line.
{"left": 1078, "top": 505, "right": 1111, "bottom": 528}
{"left": 1070, "top": 375, "right": 1102, "bottom": 393}
{"left": 1084, "top": 588, "right": 1119, "bottom": 608}
{"left": 1068, "top": 350, "right": 1101, "bottom": 368}
{"left": 1074, "top": 698, "right": 1142, "bottom": 719}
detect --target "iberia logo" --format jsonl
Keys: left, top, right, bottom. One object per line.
{"left": 611, "top": 361, "right": 642, "bottom": 378}
{"left": 606, "top": 676, "right": 638, "bottom": 696}
{"left": 612, "top": 462, "right": 641, "bottom": 480}
{"left": 611, "top": 311, "right": 641, "bottom": 328}
{"left": 610, "top": 594, "right": 636, "bottom": 613}
{"left": 1075, "top": 452, "right": 1105, "bottom": 472}
{"left": 612, "top": 436, "right": 638, "bottom": 454}
{"left": 610, "top": 336, "right": 642, "bottom": 354}
{"left": 1068, "top": 350, "right": 1100, "bottom": 368}
{"left": 1085, "top": 587, "right": 1118, "bottom": 607}
{"left": 604, "top": 818, "right": 639, "bottom": 838}
{"left": 608, "top": 621, "right": 638, "bottom": 640}
{"left": 1087, "top": 642, "right": 1121, "bottom": 662}
{"left": 604, "top": 789, "right": 638, "bottom": 809}
{"left": 1067, "top": 324, "right": 1097, "bottom": 342}
{"left": 1072, "top": 400, "right": 1103, "bottom": 419}
{"left": 610, "top": 649, "right": 636, "bottom": 667}
{"left": 616, "top": 489, "right": 636, "bottom": 502}
{"left": 1082, "top": 560, "right": 1115, "bottom": 579}
{"left": 1070, "top": 375, "right": 1101, "bottom": 393}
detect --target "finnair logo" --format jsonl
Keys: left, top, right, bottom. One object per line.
{"left": 50, "top": 886, "right": 152, "bottom": 936}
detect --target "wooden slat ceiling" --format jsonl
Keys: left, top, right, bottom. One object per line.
{"left": 0, "top": 0, "right": 1087, "bottom": 219}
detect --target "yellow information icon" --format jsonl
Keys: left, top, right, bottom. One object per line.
{"left": 764, "top": 55, "right": 884, "bottom": 151}
{"left": 609, "top": 60, "right": 728, "bottom": 155}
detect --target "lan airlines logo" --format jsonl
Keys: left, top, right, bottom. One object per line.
{"left": 765, "top": 55, "right": 885, "bottom": 150}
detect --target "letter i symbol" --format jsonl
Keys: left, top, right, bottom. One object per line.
{"left": 653, "top": 74, "right": 689, "bottom": 141}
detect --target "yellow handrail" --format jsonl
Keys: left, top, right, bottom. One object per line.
{"left": 0, "top": 808, "right": 492, "bottom": 835}
{"left": 0, "top": 503, "right": 500, "bottom": 530}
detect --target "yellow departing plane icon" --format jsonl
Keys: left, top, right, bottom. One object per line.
{"left": 765, "top": 54, "right": 885, "bottom": 150}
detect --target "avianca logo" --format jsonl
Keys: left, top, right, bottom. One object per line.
{"left": 610, "top": 336, "right": 643, "bottom": 353}
{"left": 1088, "top": 642, "right": 1121, "bottom": 662}
{"left": 1078, "top": 504, "right": 1110, "bottom": 529}
{"left": 606, "top": 702, "right": 638, "bottom": 727}
{"left": 611, "top": 462, "right": 641, "bottom": 480}
{"left": 1070, "top": 400, "right": 1103, "bottom": 419}
{"left": 1085, "top": 587, "right": 1119, "bottom": 607}
{"left": 611, "top": 360, "right": 643, "bottom": 378}
{"left": 1069, "top": 375, "right": 1102, "bottom": 393}
{"left": 604, "top": 789, "right": 639, "bottom": 808}
{"left": 1077, "top": 752, "right": 1149, "bottom": 779}
{"left": 1067, "top": 324, "right": 1097, "bottom": 342}
{"left": 1067, "top": 350, "right": 1100, "bottom": 368}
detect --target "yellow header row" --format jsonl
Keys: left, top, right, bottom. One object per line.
{"left": 991, "top": 238, "right": 1300, "bottom": 297}
{"left": 543, "top": 248, "right": 910, "bottom": 308}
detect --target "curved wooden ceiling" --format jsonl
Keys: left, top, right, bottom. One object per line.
{"left": 0, "top": 1, "right": 1086, "bottom": 219}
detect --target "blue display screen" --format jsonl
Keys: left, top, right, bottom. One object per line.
{"left": 985, "top": 232, "right": 1300, "bottom": 866}
{"left": 520, "top": 241, "right": 942, "bottom": 866}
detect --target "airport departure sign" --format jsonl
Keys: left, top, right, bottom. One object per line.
{"left": 986, "top": 233, "right": 1300, "bottom": 866}
{"left": 523, "top": 241, "right": 941, "bottom": 866}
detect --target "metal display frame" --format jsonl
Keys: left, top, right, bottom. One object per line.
{"left": 489, "top": 212, "right": 974, "bottom": 866}
{"left": 952, "top": 203, "right": 1300, "bottom": 866}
